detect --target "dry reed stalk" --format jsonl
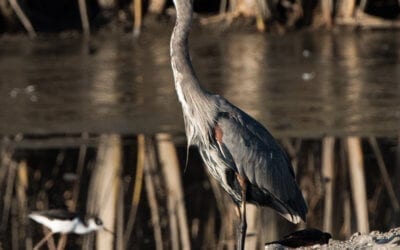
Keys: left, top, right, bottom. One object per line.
{"left": 156, "top": 133, "right": 191, "bottom": 250}
{"left": 208, "top": 176, "right": 235, "bottom": 250}
{"left": 281, "top": 138, "right": 301, "bottom": 172}
{"left": 306, "top": 149, "right": 322, "bottom": 211}
{"left": 224, "top": 209, "right": 236, "bottom": 250}
{"left": 396, "top": 135, "right": 400, "bottom": 225}
{"left": 219, "top": 0, "right": 227, "bottom": 14}
{"left": 312, "top": 0, "right": 333, "bottom": 28}
{"left": 262, "top": 210, "right": 277, "bottom": 243}
{"left": 78, "top": 0, "right": 90, "bottom": 36}
{"left": 338, "top": 142, "right": 351, "bottom": 238}
{"left": 56, "top": 235, "right": 67, "bottom": 250}
{"left": 71, "top": 133, "right": 89, "bottom": 209}
{"left": 42, "top": 228, "right": 56, "bottom": 250}
{"left": 359, "top": 0, "right": 367, "bottom": 12}
{"left": 168, "top": 204, "right": 179, "bottom": 250}
{"left": 124, "top": 134, "right": 145, "bottom": 243}
{"left": 216, "top": 208, "right": 236, "bottom": 250}
{"left": 210, "top": 182, "right": 226, "bottom": 249}
{"left": 133, "top": 0, "right": 142, "bottom": 37}
{"left": 11, "top": 197, "right": 18, "bottom": 250}
{"left": 337, "top": 6, "right": 400, "bottom": 28}
{"left": 1, "top": 160, "right": 17, "bottom": 231}
{"left": 244, "top": 204, "right": 259, "bottom": 250}
{"left": 88, "top": 134, "right": 122, "bottom": 250}
{"left": 0, "top": 147, "right": 12, "bottom": 193}
{"left": 255, "top": 0, "right": 269, "bottom": 32}
{"left": 56, "top": 134, "right": 89, "bottom": 249}
{"left": 340, "top": 191, "right": 351, "bottom": 238}
{"left": 116, "top": 182, "right": 124, "bottom": 250}
{"left": 208, "top": 176, "right": 227, "bottom": 216}
{"left": 16, "top": 161, "right": 31, "bottom": 249}
{"left": 82, "top": 231, "right": 94, "bottom": 250}
{"left": 336, "top": 0, "right": 355, "bottom": 19}
{"left": 346, "top": 137, "right": 369, "bottom": 233}
{"left": 322, "top": 137, "right": 335, "bottom": 233}
{"left": 203, "top": 209, "right": 217, "bottom": 249}
{"left": 7, "top": 0, "right": 36, "bottom": 38}
{"left": 369, "top": 183, "right": 383, "bottom": 213}
{"left": 368, "top": 137, "right": 400, "bottom": 211}
{"left": 143, "top": 137, "right": 163, "bottom": 250}
{"left": 54, "top": 153, "right": 68, "bottom": 250}
{"left": 148, "top": 0, "right": 166, "bottom": 14}
{"left": 0, "top": 0, "right": 14, "bottom": 26}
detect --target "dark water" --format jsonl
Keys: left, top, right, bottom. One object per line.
{"left": 1, "top": 27, "right": 400, "bottom": 138}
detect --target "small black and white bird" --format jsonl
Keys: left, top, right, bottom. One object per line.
{"left": 265, "top": 228, "right": 332, "bottom": 248}
{"left": 29, "top": 209, "right": 113, "bottom": 250}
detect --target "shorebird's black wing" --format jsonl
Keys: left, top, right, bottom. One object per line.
{"left": 30, "top": 209, "right": 79, "bottom": 221}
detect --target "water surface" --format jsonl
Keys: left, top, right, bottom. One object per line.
{"left": 0, "top": 27, "right": 399, "bottom": 138}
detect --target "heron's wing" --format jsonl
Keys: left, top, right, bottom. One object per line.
{"left": 215, "top": 98, "right": 307, "bottom": 222}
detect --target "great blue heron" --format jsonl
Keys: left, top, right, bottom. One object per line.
{"left": 170, "top": 0, "right": 308, "bottom": 249}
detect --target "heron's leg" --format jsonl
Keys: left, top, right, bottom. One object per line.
{"left": 236, "top": 174, "right": 247, "bottom": 250}
{"left": 33, "top": 232, "right": 54, "bottom": 250}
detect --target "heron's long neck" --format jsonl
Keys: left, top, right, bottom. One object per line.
{"left": 170, "top": 0, "right": 209, "bottom": 110}
{"left": 170, "top": 0, "right": 216, "bottom": 146}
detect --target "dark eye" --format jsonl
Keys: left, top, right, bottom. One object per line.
{"left": 95, "top": 218, "right": 103, "bottom": 225}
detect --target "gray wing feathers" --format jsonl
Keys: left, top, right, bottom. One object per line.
{"left": 216, "top": 98, "right": 307, "bottom": 222}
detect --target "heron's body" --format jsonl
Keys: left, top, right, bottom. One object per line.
{"left": 197, "top": 97, "right": 306, "bottom": 223}
{"left": 170, "top": 0, "right": 307, "bottom": 248}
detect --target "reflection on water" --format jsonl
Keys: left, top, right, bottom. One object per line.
{"left": 0, "top": 28, "right": 399, "bottom": 137}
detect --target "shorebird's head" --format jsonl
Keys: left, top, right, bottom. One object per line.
{"left": 87, "top": 216, "right": 115, "bottom": 235}
{"left": 87, "top": 217, "right": 104, "bottom": 231}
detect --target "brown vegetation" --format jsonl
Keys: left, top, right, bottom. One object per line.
{"left": 0, "top": 0, "right": 399, "bottom": 35}
{"left": 0, "top": 134, "right": 399, "bottom": 249}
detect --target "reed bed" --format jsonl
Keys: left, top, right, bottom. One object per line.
{"left": 0, "top": 133, "right": 398, "bottom": 249}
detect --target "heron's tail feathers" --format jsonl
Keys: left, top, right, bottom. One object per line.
{"left": 271, "top": 195, "right": 308, "bottom": 224}
{"left": 279, "top": 212, "right": 303, "bottom": 224}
